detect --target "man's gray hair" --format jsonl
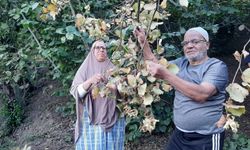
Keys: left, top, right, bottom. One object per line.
{"left": 187, "top": 27, "right": 209, "bottom": 42}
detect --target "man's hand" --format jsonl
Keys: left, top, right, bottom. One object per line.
{"left": 146, "top": 61, "right": 167, "bottom": 79}
{"left": 216, "top": 115, "right": 226, "bottom": 128}
{"left": 133, "top": 27, "right": 147, "bottom": 48}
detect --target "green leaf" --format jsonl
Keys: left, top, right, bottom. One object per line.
{"left": 5, "top": 71, "right": 11, "bottom": 76}
{"left": 56, "top": 28, "right": 65, "bottom": 34}
{"left": 179, "top": 0, "right": 189, "bottom": 7}
{"left": 32, "top": 2, "right": 39, "bottom": 10}
{"left": 66, "top": 26, "right": 75, "bottom": 33}
{"left": 61, "top": 37, "right": 66, "bottom": 43}
{"left": 66, "top": 33, "right": 74, "bottom": 40}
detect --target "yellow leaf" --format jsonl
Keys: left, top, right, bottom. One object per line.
{"left": 167, "top": 64, "right": 179, "bottom": 74}
{"left": 224, "top": 115, "right": 239, "bottom": 133}
{"left": 75, "top": 14, "right": 85, "bottom": 28}
{"left": 241, "top": 68, "right": 250, "bottom": 84}
{"left": 91, "top": 86, "right": 100, "bottom": 100}
{"left": 100, "top": 20, "right": 107, "bottom": 32}
{"left": 224, "top": 103, "right": 246, "bottom": 117}
{"left": 140, "top": 116, "right": 159, "bottom": 133}
{"left": 226, "top": 83, "right": 249, "bottom": 103}
{"left": 119, "top": 67, "right": 131, "bottom": 74}
{"left": 130, "top": 97, "right": 141, "bottom": 104}
{"left": 156, "top": 45, "right": 164, "bottom": 55}
{"left": 160, "top": 0, "right": 167, "bottom": 9}
{"left": 147, "top": 76, "right": 156, "bottom": 82}
{"left": 40, "top": 14, "right": 48, "bottom": 21}
{"left": 141, "top": 69, "right": 149, "bottom": 76}
{"left": 47, "top": 4, "right": 57, "bottom": 12}
{"left": 153, "top": 86, "right": 164, "bottom": 95}
{"left": 242, "top": 49, "right": 249, "bottom": 58}
{"left": 127, "top": 74, "right": 137, "bottom": 88}
{"left": 150, "top": 22, "right": 163, "bottom": 30}
{"left": 143, "top": 94, "right": 154, "bottom": 106}
{"left": 138, "top": 83, "right": 147, "bottom": 96}
{"left": 162, "top": 83, "right": 172, "bottom": 92}
{"left": 42, "top": 7, "right": 49, "bottom": 13}
{"left": 132, "top": 2, "right": 138, "bottom": 14}
{"left": 51, "top": 0, "right": 57, "bottom": 5}
{"left": 117, "top": 82, "right": 127, "bottom": 94}
{"left": 233, "top": 51, "right": 241, "bottom": 62}
{"left": 149, "top": 29, "right": 161, "bottom": 43}
{"left": 159, "top": 57, "right": 169, "bottom": 67}
{"left": 144, "top": 3, "right": 156, "bottom": 10}
{"left": 179, "top": 0, "right": 189, "bottom": 7}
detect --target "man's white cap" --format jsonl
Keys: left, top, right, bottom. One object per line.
{"left": 187, "top": 27, "right": 209, "bottom": 42}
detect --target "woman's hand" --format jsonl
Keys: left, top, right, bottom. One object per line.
{"left": 106, "top": 83, "right": 117, "bottom": 92}
{"left": 89, "top": 73, "right": 104, "bottom": 85}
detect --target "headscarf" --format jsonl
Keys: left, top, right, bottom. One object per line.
{"left": 70, "top": 40, "right": 118, "bottom": 143}
{"left": 187, "top": 27, "right": 209, "bottom": 42}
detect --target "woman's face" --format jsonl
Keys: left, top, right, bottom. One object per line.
{"left": 93, "top": 41, "right": 107, "bottom": 62}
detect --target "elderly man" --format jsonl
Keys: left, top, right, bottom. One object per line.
{"left": 134, "top": 27, "right": 228, "bottom": 150}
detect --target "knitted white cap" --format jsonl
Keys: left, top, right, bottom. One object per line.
{"left": 187, "top": 27, "right": 209, "bottom": 42}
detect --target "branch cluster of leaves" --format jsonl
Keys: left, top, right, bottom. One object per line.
{"left": 224, "top": 32, "right": 250, "bottom": 133}
{"left": 85, "top": 0, "right": 178, "bottom": 135}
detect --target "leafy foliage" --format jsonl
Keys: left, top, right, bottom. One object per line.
{"left": 224, "top": 133, "right": 250, "bottom": 150}
{"left": 0, "top": 0, "right": 249, "bottom": 144}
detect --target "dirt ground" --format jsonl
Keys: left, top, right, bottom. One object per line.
{"left": 2, "top": 55, "right": 250, "bottom": 150}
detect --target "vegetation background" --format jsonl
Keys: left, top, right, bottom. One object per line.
{"left": 0, "top": 0, "right": 249, "bottom": 150}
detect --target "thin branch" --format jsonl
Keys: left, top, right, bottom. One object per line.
{"left": 21, "top": 13, "right": 42, "bottom": 48}
{"left": 168, "top": 0, "right": 179, "bottom": 7}
{"left": 243, "top": 38, "right": 250, "bottom": 51}
{"left": 139, "top": 0, "right": 160, "bottom": 56}
{"left": 69, "top": 0, "right": 76, "bottom": 17}
{"left": 20, "top": 12, "right": 61, "bottom": 75}
{"left": 232, "top": 57, "right": 242, "bottom": 83}
{"left": 232, "top": 37, "right": 250, "bottom": 83}
{"left": 137, "top": 0, "right": 141, "bottom": 22}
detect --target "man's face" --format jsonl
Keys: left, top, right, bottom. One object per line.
{"left": 182, "top": 31, "right": 209, "bottom": 63}
{"left": 93, "top": 41, "right": 107, "bottom": 62}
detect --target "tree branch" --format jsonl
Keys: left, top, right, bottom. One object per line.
{"left": 232, "top": 37, "right": 250, "bottom": 83}
{"left": 69, "top": 0, "right": 76, "bottom": 17}
{"left": 20, "top": 12, "right": 61, "bottom": 75}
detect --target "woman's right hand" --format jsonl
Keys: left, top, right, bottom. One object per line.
{"left": 88, "top": 73, "right": 104, "bottom": 85}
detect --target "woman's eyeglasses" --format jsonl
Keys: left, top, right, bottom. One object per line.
{"left": 95, "top": 46, "right": 106, "bottom": 50}
{"left": 181, "top": 39, "right": 207, "bottom": 47}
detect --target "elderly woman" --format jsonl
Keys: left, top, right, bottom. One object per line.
{"left": 70, "top": 40, "right": 125, "bottom": 150}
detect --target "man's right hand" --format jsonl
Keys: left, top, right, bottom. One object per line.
{"left": 133, "top": 27, "right": 147, "bottom": 48}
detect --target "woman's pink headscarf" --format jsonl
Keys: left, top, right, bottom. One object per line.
{"left": 70, "top": 40, "right": 118, "bottom": 143}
